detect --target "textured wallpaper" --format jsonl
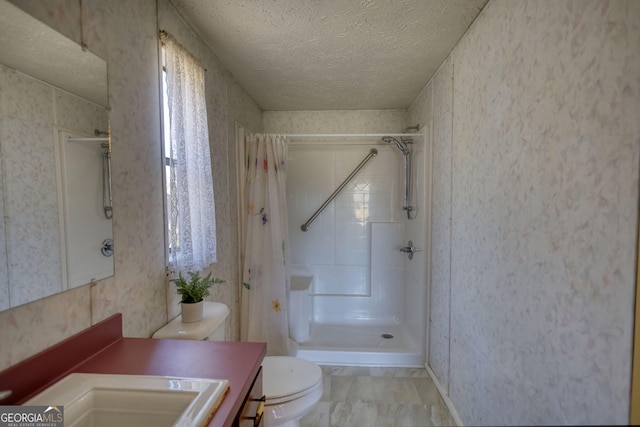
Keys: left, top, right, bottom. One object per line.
{"left": 158, "top": 0, "right": 263, "bottom": 341}
{"left": 264, "top": 109, "right": 407, "bottom": 134}
{"left": 0, "top": 65, "right": 63, "bottom": 307}
{"left": 409, "top": 57, "right": 454, "bottom": 394}
{"left": 0, "top": 0, "right": 262, "bottom": 370}
{"left": 0, "top": 62, "right": 110, "bottom": 311}
{"left": 0, "top": 134, "right": 6, "bottom": 311}
{"left": 410, "top": 0, "right": 640, "bottom": 424}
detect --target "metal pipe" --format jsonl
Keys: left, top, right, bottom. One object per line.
{"left": 101, "top": 143, "right": 113, "bottom": 219}
{"left": 382, "top": 136, "right": 414, "bottom": 219}
{"left": 286, "top": 133, "right": 423, "bottom": 139}
{"left": 301, "top": 148, "right": 378, "bottom": 232}
{"left": 403, "top": 147, "right": 413, "bottom": 219}
{"left": 66, "top": 137, "right": 109, "bottom": 142}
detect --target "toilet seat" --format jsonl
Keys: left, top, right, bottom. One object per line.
{"left": 266, "top": 379, "right": 323, "bottom": 405}
{"left": 262, "top": 356, "right": 322, "bottom": 405}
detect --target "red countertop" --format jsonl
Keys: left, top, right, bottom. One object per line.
{"left": 74, "top": 338, "right": 266, "bottom": 427}
{"left": 0, "top": 314, "right": 267, "bottom": 427}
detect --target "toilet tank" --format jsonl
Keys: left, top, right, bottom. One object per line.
{"left": 152, "top": 302, "right": 230, "bottom": 341}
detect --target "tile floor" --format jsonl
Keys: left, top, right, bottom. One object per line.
{"left": 301, "top": 365, "right": 456, "bottom": 427}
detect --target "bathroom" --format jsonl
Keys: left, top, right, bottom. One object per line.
{"left": 0, "top": 0, "right": 638, "bottom": 426}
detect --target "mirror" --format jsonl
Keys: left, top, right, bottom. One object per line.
{"left": 0, "top": 0, "right": 112, "bottom": 311}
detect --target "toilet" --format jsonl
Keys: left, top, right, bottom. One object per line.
{"left": 261, "top": 356, "right": 322, "bottom": 427}
{"left": 152, "top": 302, "right": 322, "bottom": 427}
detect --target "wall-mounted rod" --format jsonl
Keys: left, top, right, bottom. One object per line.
{"left": 382, "top": 136, "right": 414, "bottom": 219}
{"left": 66, "top": 136, "right": 109, "bottom": 142}
{"left": 101, "top": 143, "right": 113, "bottom": 219}
{"left": 301, "top": 148, "right": 378, "bottom": 232}
{"left": 286, "top": 133, "right": 423, "bottom": 139}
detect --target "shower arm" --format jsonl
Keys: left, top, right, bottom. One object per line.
{"left": 301, "top": 148, "right": 378, "bottom": 232}
{"left": 66, "top": 134, "right": 113, "bottom": 219}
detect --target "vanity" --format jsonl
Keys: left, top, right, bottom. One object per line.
{"left": 0, "top": 314, "right": 266, "bottom": 427}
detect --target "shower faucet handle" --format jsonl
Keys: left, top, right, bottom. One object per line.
{"left": 399, "top": 240, "right": 421, "bottom": 260}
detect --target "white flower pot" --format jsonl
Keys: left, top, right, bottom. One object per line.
{"left": 181, "top": 301, "right": 204, "bottom": 323}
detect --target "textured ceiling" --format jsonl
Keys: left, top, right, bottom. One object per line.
{"left": 171, "top": 0, "right": 487, "bottom": 111}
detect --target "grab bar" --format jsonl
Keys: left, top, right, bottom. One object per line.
{"left": 301, "top": 148, "right": 377, "bottom": 232}
{"left": 65, "top": 133, "right": 112, "bottom": 219}
{"left": 101, "top": 143, "right": 113, "bottom": 219}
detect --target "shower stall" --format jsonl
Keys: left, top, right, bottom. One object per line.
{"left": 285, "top": 130, "right": 431, "bottom": 367}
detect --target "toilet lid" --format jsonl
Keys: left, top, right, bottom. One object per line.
{"left": 262, "top": 356, "right": 322, "bottom": 400}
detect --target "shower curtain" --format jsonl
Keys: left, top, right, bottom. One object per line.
{"left": 241, "top": 133, "right": 293, "bottom": 356}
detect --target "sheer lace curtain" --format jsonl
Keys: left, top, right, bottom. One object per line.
{"left": 163, "top": 33, "right": 216, "bottom": 273}
{"left": 241, "top": 133, "right": 294, "bottom": 356}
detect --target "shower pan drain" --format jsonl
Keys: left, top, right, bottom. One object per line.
{"left": 381, "top": 333, "right": 394, "bottom": 339}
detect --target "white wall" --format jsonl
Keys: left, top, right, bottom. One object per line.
{"left": 287, "top": 143, "right": 406, "bottom": 324}
{"left": 266, "top": 110, "right": 429, "bottom": 338}
{"left": 264, "top": 110, "right": 406, "bottom": 135}
{"left": 0, "top": 0, "right": 262, "bottom": 371}
{"left": 410, "top": 0, "right": 640, "bottom": 424}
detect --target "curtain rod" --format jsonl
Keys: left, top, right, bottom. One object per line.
{"left": 284, "top": 133, "right": 423, "bottom": 138}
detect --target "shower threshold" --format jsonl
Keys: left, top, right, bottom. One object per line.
{"left": 295, "top": 323, "right": 423, "bottom": 367}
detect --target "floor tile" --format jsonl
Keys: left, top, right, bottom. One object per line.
{"left": 302, "top": 365, "right": 456, "bottom": 427}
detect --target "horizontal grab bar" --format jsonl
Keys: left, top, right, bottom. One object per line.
{"left": 301, "top": 148, "right": 377, "bottom": 232}
{"left": 66, "top": 137, "right": 109, "bottom": 142}
{"left": 286, "top": 133, "right": 423, "bottom": 138}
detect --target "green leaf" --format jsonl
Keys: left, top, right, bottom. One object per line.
{"left": 171, "top": 271, "right": 225, "bottom": 304}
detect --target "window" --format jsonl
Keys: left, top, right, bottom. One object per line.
{"left": 162, "top": 70, "right": 174, "bottom": 247}
{"left": 161, "top": 32, "right": 216, "bottom": 273}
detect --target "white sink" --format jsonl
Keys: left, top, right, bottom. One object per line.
{"left": 24, "top": 373, "right": 229, "bottom": 427}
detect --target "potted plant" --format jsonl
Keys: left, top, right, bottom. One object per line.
{"left": 171, "top": 271, "right": 225, "bottom": 323}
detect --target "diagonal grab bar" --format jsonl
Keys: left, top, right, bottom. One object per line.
{"left": 301, "top": 148, "right": 378, "bottom": 232}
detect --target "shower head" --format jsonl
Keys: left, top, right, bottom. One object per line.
{"left": 382, "top": 136, "right": 409, "bottom": 155}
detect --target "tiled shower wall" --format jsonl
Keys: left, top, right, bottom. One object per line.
{"left": 265, "top": 110, "right": 423, "bottom": 326}
{"left": 0, "top": 0, "right": 262, "bottom": 370}
{"left": 410, "top": 0, "right": 640, "bottom": 424}
{"left": 287, "top": 144, "right": 405, "bottom": 324}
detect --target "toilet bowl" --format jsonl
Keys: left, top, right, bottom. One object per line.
{"left": 262, "top": 356, "right": 322, "bottom": 427}
{"left": 152, "top": 302, "right": 322, "bottom": 427}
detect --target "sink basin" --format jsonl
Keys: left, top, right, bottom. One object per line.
{"left": 24, "top": 373, "right": 229, "bottom": 427}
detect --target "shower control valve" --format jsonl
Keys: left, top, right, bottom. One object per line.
{"left": 399, "top": 240, "right": 422, "bottom": 260}
{"left": 100, "top": 238, "right": 114, "bottom": 257}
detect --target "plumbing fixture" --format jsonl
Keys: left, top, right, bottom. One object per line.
{"left": 301, "top": 148, "right": 377, "bottom": 232}
{"left": 101, "top": 142, "right": 113, "bottom": 219}
{"left": 399, "top": 240, "right": 422, "bottom": 260}
{"left": 100, "top": 239, "right": 114, "bottom": 257}
{"left": 382, "top": 136, "right": 414, "bottom": 218}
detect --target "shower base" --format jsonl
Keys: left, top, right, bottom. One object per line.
{"left": 295, "top": 323, "right": 423, "bottom": 367}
